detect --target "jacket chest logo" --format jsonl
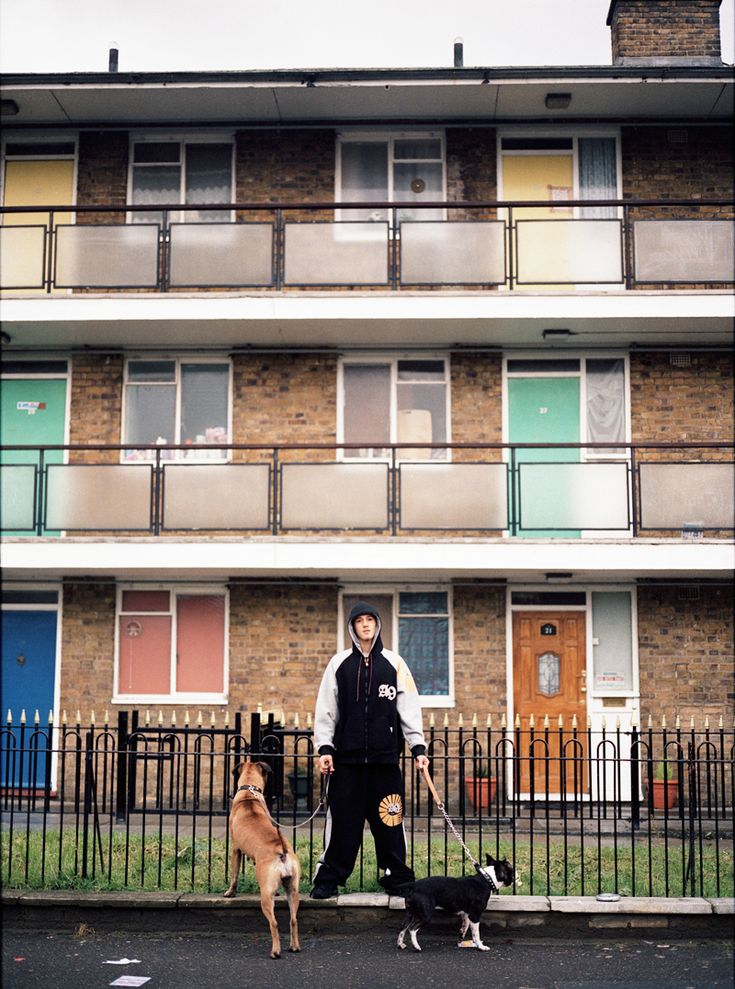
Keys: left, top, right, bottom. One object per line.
{"left": 377, "top": 684, "right": 397, "bottom": 700}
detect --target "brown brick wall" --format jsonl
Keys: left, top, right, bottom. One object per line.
{"left": 630, "top": 351, "right": 734, "bottom": 446}
{"left": 76, "top": 131, "right": 129, "bottom": 224}
{"left": 446, "top": 128, "right": 497, "bottom": 219}
{"left": 60, "top": 583, "right": 116, "bottom": 716}
{"left": 637, "top": 585, "right": 734, "bottom": 723}
{"left": 622, "top": 126, "right": 733, "bottom": 209}
{"left": 450, "top": 353, "right": 502, "bottom": 459}
{"left": 68, "top": 355, "right": 124, "bottom": 462}
{"left": 609, "top": 0, "right": 722, "bottom": 62}
{"left": 451, "top": 586, "right": 506, "bottom": 719}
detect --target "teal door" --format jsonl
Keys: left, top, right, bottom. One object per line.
{"left": 0, "top": 377, "right": 67, "bottom": 534}
{"left": 508, "top": 376, "right": 580, "bottom": 537}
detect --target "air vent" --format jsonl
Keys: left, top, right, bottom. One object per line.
{"left": 678, "top": 586, "right": 701, "bottom": 601}
{"left": 669, "top": 352, "right": 691, "bottom": 367}
{"left": 667, "top": 129, "right": 688, "bottom": 145}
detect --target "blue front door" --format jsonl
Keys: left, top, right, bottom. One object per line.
{"left": 1, "top": 610, "right": 57, "bottom": 787}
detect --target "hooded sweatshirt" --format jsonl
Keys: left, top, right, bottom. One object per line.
{"left": 314, "top": 601, "right": 426, "bottom": 764}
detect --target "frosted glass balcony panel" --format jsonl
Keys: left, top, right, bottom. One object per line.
{"left": 515, "top": 219, "right": 623, "bottom": 284}
{"left": 633, "top": 220, "right": 735, "bottom": 283}
{"left": 639, "top": 463, "right": 734, "bottom": 529}
{"left": 280, "top": 463, "right": 388, "bottom": 529}
{"left": 0, "top": 226, "right": 46, "bottom": 288}
{"left": 162, "top": 463, "right": 270, "bottom": 529}
{"left": 400, "top": 463, "right": 508, "bottom": 529}
{"left": 45, "top": 464, "right": 153, "bottom": 530}
{"left": 400, "top": 221, "right": 505, "bottom": 284}
{"left": 519, "top": 462, "right": 629, "bottom": 530}
{"left": 54, "top": 225, "right": 159, "bottom": 287}
{"left": 168, "top": 223, "right": 273, "bottom": 287}
{"left": 283, "top": 222, "right": 388, "bottom": 285}
{"left": 0, "top": 465, "right": 36, "bottom": 530}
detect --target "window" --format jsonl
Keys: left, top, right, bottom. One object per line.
{"left": 591, "top": 591, "right": 634, "bottom": 693}
{"left": 123, "top": 358, "right": 230, "bottom": 461}
{"left": 340, "top": 358, "right": 449, "bottom": 460}
{"left": 338, "top": 133, "right": 445, "bottom": 223}
{"left": 130, "top": 140, "right": 233, "bottom": 223}
{"left": 116, "top": 588, "right": 227, "bottom": 699}
{"left": 342, "top": 589, "right": 452, "bottom": 705}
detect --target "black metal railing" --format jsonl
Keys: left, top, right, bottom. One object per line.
{"left": 1, "top": 198, "right": 732, "bottom": 292}
{"left": 1, "top": 711, "right": 733, "bottom": 897}
{"left": 1, "top": 441, "right": 732, "bottom": 536}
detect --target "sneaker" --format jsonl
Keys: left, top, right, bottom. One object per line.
{"left": 310, "top": 884, "right": 338, "bottom": 899}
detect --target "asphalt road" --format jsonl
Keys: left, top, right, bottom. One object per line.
{"left": 3, "top": 929, "right": 733, "bottom": 989}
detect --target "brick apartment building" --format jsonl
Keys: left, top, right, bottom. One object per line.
{"left": 1, "top": 0, "right": 733, "bottom": 794}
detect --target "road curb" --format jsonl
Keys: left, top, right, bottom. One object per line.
{"left": 2, "top": 891, "right": 732, "bottom": 938}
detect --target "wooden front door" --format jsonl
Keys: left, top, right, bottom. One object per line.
{"left": 513, "top": 611, "right": 588, "bottom": 794}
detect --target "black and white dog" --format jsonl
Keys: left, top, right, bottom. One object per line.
{"left": 396, "top": 855, "right": 515, "bottom": 952}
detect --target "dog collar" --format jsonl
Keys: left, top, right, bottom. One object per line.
{"left": 476, "top": 864, "right": 499, "bottom": 893}
{"left": 237, "top": 784, "right": 264, "bottom": 795}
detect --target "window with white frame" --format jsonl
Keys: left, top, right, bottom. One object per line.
{"left": 340, "top": 357, "right": 449, "bottom": 460}
{"left": 122, "top": 358, "right": 230, "bottom": 461}
{"left": 338, "top": 133, "right": 445, "bottom": 223}
{"left": 130, "top": 139, "right": 233, "bottom": 223}
{"left": 342, "top": 590, "right": 452, "bottom": 704}
{"left": 116, "top": 588, "right": 227, "bottom": 699}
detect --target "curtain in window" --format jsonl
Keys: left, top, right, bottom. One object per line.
{"left": 586, "top": 358, "right": 625, "bottom": 447}
{"left": 579, "top": 138, "right": 617, "bottom": 218}
{"left": 340, "top": 143, "right": 389, "bottom": 221}
{"left": 185, "top": 144, "right": 232, "bottom": 222}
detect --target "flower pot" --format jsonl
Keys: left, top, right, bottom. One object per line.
{"left": 651, "top": 779, "right": 678, "bottom": 810}
{"left": 464, "top": 777, "right": 497, "bottom": 813}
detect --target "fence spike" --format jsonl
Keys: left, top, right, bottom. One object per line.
{"left": 20, "top": 709, "right": 26, "bottom": 725}
{"left": 616, "top": 716, "right": 621, "bottom": 730}
{"left": 210, "top": 711, "right": 216, "bottom": 726}
{"left": 293, "top": 712, "right": 299, "bottom": 728}
{"left": 90, "top": 710, "right": 96, "bottom": 724}
{"left": 184, "top": 710, "right": 190, "bottom": 726}
{"left": 718, "top": 714, "right": 723, "bottom": 729}
{"left": 307, "top": 712, "right": 313, "bottom": 728}
{"left": 257, "top": 703, "right": 263, "bottom": 716}
{"left": 542, "top": 714, "right": 548, "bottom": 729}
{"left": 62, "top": 710, "right": 68, "bottom": 726}
{"left": 630, "top": 710, "right": 638, "bottom": 728}
{"left": 197, "top": 711, "right": 203, "bottom": 726}
{"left": 34, "top": 709, "right": 40, "bottom": 725}
{"left": 224, "top": 710, "right": 230, "bottom": 727}
{"left": 501, "top": 712, "right": 507, "bottom": 729}
{"left": 472, "top": 712, "right": 477, "bottom": 728}
{"left": 675, "top": 713, "right": 681, "bottom": 729}
{"left": 429, "top": 712, "right": 435, "bottom": 728}
{"left": 661, "top": 714, "right": 667, "bottom": 729}
{"left": 171, "top": 710, "right": 177, "bottom": 726}
{"left": 6, "top": 709, "right": 11, "bottom": 724}
{"left": 280, "top": 709, "right": 286, "bottom": 726}
{"left": 529, "top": 714, "right": 535, "bottom": 729}
{"left": 690, "top": 716, "right": 695, "bottom": 730}
{"left": 104, "top": 709, "right": 109, "bottom": 726}
{"left": 515, "top": 713, "right": 520, "bottom": 728}
{"left": 704, "top": 715, "right": 709, "bottom": 730}
{"left": 601, "top": 716, "right": 606, "bottom": 730}
{"left": 443, "top": 713, "right": 449, "bottom": 728}
{"left": 486, "top": 714, "right": 492, "bottom": 728}
{"left": 558, "top": 714, "right": 564, "bottom": 729}
{"left": 75, "top": 710, "right": 81, "bottom": 725}
{"left": 647, "top": 714, "right": 653, "bottom": 729}
{"left": 48, "top": 710, "right": 54, "bottom": 725}
{"left": 158, "top": 710, "right": 164, "bottom": 725}
{"left": 572, "top": 714, "right": 578, "bottom": 729}
{"left": 458, "top": 713, "right": 464, "bottom": 727}
{"left": 587, "top": 715, "right": 592, "bottom": 729}
{"left": 145, "top": 709, "right": 151, "bottom": 726}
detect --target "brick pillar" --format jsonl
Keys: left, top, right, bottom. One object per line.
{"left": 606, "top": 0, "right": 723, "bottom": 65}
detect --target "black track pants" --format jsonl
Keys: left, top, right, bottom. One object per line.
{"left": 313, "top": 763, "right": 415, "bottom": 889}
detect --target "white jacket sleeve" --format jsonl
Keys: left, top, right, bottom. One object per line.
{"left": 313, "top": 654, "right": 340, "bottom": 754}
{"left": 394, "top": 656, "right": 426, "bottom": 755}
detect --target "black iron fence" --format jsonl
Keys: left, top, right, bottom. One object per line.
{"left": 1, "top": 712, "right": 733, "bottom": 898}
{"left": 2, "top": 441, "right": 733, "bottom": 537}
{"left": 1, "top": 198, "right": 733, "bottom": 292}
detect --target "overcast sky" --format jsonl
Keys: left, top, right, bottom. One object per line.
{"left": 1, "top": 0, "right": 733, "bottom": 73}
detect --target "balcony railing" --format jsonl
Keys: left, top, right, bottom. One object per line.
{"left": 1, "top": 199, "right": 733, "bottom": 293}
{"left": 1, "top": 442, "right": 732, "bottom": 537}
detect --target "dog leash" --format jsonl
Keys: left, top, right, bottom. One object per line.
{"left": 420, "top": 765, "right": 481, "bottom": 870}
{"left": 238, "top": 776, "right": 330, "bottom": 831}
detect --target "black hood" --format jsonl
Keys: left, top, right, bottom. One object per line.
{"left": 347, "top": 600, "right": 384, "bottom": 655}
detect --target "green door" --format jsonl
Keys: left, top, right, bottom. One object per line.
{"left": 508, "top": 376, "right": 580, "bottom": 537}
{"left": 0, "top": 378, "right": 67, "bottom": 534}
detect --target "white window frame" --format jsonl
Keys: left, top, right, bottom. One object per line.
{"left": 112, "top": 584, "right": 229, "bottom": 704}
{"left": 121, "top": 355, "right": 233, "bottom": 463}
{"left": 127, "top": 132, "right": 235, "bottom": 224}
{"left": 335, "top": 130, "right": 446, "bottom": 224}
{"left": 339, "top": 585, "right": 454, "bottom": 707}
{"left": 337, "top": 353, "right": 451, "bottom": 463}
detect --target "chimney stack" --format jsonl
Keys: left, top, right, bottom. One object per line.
{"left": 453, "top": 37, "right": 464, "bottom": 68}
{"left": 607, "top": 0, "right": 723, "bottom": 66}
{"left": 108, "top": 47, "right": 119, "bottom": 73}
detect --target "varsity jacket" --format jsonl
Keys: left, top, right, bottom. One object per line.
{"left": 314, "top": 601, "right": 427, "bottom": 765}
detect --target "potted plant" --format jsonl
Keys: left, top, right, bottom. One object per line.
{"left": 651, "top": 761, "right": 679, "bottom": 810}
{"left": 464, "top": 764, "right": 497, "bottom": 814}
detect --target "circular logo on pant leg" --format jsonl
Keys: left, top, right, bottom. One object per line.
{"left": 378, "top": 794, "right": 403, "bottom": 826}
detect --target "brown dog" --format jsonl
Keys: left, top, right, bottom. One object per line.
{"left": 224, "top": 760, "right": 301, "bottom": 958}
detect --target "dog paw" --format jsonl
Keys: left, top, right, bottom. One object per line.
{"left": 477, "top": 944, "right": 490, "bottom": 952}
{"left": 223, "top": 890, "right": 235, "bottom": 898}
{"left": 270, "top": 951, "right": 281, "bottom": 960}
{"left": 289, "top": 946, "right": 301, "bottom": 953}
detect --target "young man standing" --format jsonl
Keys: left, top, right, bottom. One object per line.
{"left": 311, "top": 600, "right": 429, "bottom": 898}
